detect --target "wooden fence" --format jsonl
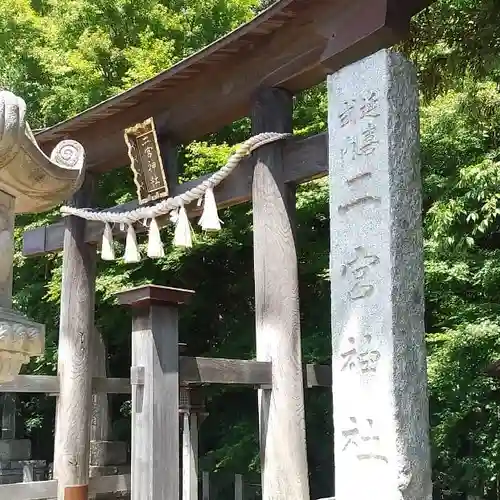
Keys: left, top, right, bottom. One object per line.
{"left": 0, "top": 358, "right": 330, "bottom": 500}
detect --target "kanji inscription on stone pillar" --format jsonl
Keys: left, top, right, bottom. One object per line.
{"left": 328, "top": 49, "right": 432, "bottom": 500}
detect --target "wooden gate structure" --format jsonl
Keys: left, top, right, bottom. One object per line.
{"left": 0, "top": 0, "right": 435, "bottom": 499}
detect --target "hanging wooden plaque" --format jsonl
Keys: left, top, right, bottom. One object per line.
{"left": 124, "top": 117, "right": 169, "bottom": 205}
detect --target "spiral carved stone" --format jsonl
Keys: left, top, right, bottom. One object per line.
{"left": 51, "top": 140, "right": 85, "bottom": 170}
{"left": 0, "top": 90, "right": 86, "bottom": 214}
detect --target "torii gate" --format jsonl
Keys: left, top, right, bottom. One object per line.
{"left": 0, "top": 0, "right": 433, "bottom": 499}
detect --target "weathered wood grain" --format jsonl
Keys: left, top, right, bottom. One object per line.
{"left": 22, "top": 133, "right": 327, "bottom": 256}
{"left": 251, "top": 88, "right": 309, "bottom": 499}
{"left": 179, "top": 357, "right": 272, "bottom": 386}
{"left": 117, "top": 286, "right": 193, "bottom": 500}
{"left": 33, "top": 0, "right": 427, "bottom": 173}
{"left": 89, "top": 328, "right": 111, "bottom": 500}
{"left": 0, "top": 375, "right": 59, "bottom": 393}
{"left": 0, "top": 361, "right": 330, "bottom": 393}
{"left": 53, "top": 175, "right": 97, "bottom": 500}
{"left": 90, "top": 328, "right": 109, "bottom": 442}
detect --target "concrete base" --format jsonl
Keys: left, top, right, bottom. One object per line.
{"left": 90, "top": 441, "right": 127, "bottom": 467}
{"left": 0, "top": 439, "right": 31, "bottom": 461}
{"left": 90, "top": 465, "right": 131, "bottom": 478}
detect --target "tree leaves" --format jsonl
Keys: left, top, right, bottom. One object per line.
{"left": 4, "top": 0, "right": 500, "bottom": 496}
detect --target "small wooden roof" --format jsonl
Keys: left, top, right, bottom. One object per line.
{"left": 34, "top": 0, "right": 431, "bottom": 173}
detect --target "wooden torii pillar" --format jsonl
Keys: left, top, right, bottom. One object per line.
{"left": 54, "top": 176, "right": 97, "bottom": 500}
{"left": 251, "top": 87, "right": 310, "bottom": 499}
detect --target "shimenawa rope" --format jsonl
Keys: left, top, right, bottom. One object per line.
{"left": 59, "top": 132, "right": 290, "bottom": 262}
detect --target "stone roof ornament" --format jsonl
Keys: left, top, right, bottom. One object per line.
{"left": 0, "top": 90, "right": 87, "bottom": 382}
{"left": 0, "top": 90, "right": 86, "bottom": 214}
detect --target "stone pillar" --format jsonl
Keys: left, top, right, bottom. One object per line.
{"left": 328, "top": 49, "right": 432, "bottom": 500}
{"left": 0, "top": 190, "right": 44, "bottom": 382}
{"left": 1, "top": 394, "right": 16, "bottom": 439}
{"left": 0, "top": 90, "right": 86, "bottom": 384}
{"left": 0, "top": 192, "right": 14, "bottom": 308}
{"left": 0, "top": 192, "right": 46, "bottom": 485}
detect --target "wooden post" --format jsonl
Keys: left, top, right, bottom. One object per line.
{"left": 90, "top": 327, "right": 110, "bottom": 442}
{"left": 53, "top": 175, "right": 96, "bottom": 500}
{"left": 251, "top": 87, "right": 310, "bottom": 499}
{"left": 202, "top": 471, "right": 210, "bottom": 500}
{"left": 159, "top": 136, "right": 179, "bottom": 193}
{"left": 234, "top": 474, "right": 243, "bottom": 500}
{"left": 182, "top": 412, "right": 199, "bottom": 500}
{"left": 89, "top": 327, "right": 110, "bottom": 500}
{"left": 116, "top": 285, "right": 194, "bottom": 500}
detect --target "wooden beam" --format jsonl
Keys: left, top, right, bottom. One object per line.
{"left": 92, "top": 376, "right": 131, "bottom": 394}
{"left": 33, "top": 0, "right": 429, "bottom": 173}
{"left": 303, "top": 363, "right": 332, "bottom": 389}
{"left": 251, "top": 87, "right": 309, "bottom": 499}
{"left": 53, "top": 176, "right": 97, "bottom": 500}
{"left": 22, "top": 133, "right": 327, "bottom": 256}
{"left": 0, "top": 375, "right": 59, "bottom": 393}
{"left": 180, "top": 357, "right": 272, "bottom": 386}
{"left": 0, "top": 361, "right": 330, "bottom": 393}
{"left": 0, "top": 375, "right": 60, "bottom": 393}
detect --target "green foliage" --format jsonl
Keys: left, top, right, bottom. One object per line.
{"left": 3, "top": 0, "right": 500, "bottom": 497}
{"left": 428, "top": 322, "right": 500, "bottom": 497}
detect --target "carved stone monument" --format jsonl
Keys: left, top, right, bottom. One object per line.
{"left": 328, "top": 50, "right": 432, "bottom": 499}
{"left": 0, "top": 393, "right": 47, "bottom": 485}
{"left": 0, "top": 90, "right": 86, "bottom": 382}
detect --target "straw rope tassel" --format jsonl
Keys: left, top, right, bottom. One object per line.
{"left": 147, "top": 218, "right": 165, "bottom": 258}
{"left": 101, "top": 223, "right": 115, "bottom": 261}
{"left": 198, "top": 186, "right": 222, "bottom": 231}
{"left": 173, "top": 205, "right": 192, "bottom": 247}
{"left": 124, "top": 224, "right": 141, "bottom": 262}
